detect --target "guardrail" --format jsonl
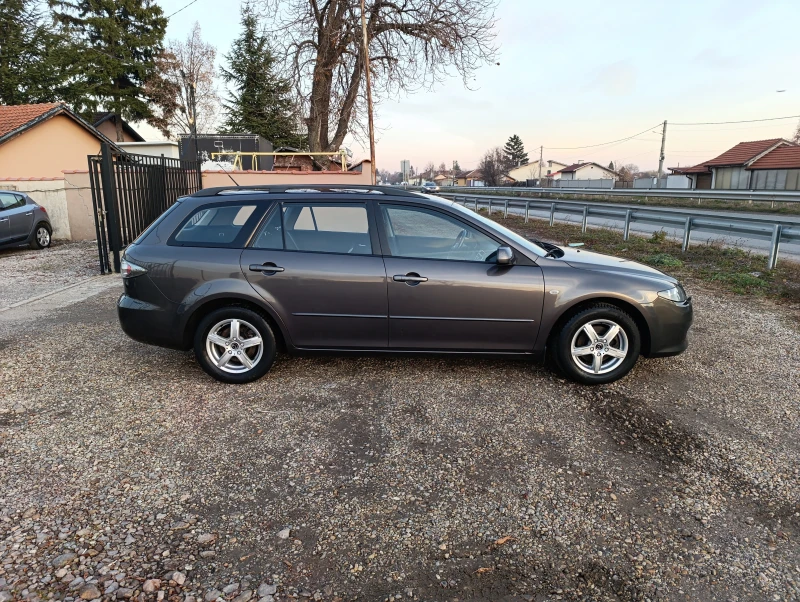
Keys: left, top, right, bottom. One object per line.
{"left": 438, "top": 192, "right": 800, "bottom": 270}
{"left": 434, "top": 186, "right": 800, "bottom": 205}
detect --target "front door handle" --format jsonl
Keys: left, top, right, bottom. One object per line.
{"left": 393, "top": 273, "right": 428, "bottom": 284}
{"left": 0, "top": 218, "right": 8, "bottom": 222}
{"left": 25, "top": 212, "right": 33, "bottom": 216}
{"left": 249, "top": 263, "right": 285, "bottom": 274}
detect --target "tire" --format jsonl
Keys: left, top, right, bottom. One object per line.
{"left": 193, "top": 307, "right": 276, "bottom": 384}
{"left": 30, "top": 223, "right": 52, "bottom": 249}
{"left": 552, "top": 303, "right": 641, "bottom": 385}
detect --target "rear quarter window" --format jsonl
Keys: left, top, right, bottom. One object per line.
{"left": 170, "top": 203, "right": 263, "bottom": 247}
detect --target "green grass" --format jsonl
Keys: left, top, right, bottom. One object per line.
{"left": 481, "top": 210, "right": 800, "bottom": 306}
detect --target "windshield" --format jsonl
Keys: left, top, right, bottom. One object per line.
{"left": 449, "top": 201, "right": 547, "bottom": 257}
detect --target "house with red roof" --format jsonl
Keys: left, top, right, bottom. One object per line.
{"left": 0, "top": 103, "right": 119, "bottom": 179}
{"left": 670, "top": 138, "right": 799, "bottom": 190}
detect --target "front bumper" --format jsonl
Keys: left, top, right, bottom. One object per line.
{"left": 645, "top": 296, "right": 693, "bottom": 358}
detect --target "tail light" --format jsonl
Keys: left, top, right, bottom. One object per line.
{"left": 120, "top": 259, "right": 147, "bottom": 278}
{"left": 39, "top": 205, "right": 47, "bottom": 213}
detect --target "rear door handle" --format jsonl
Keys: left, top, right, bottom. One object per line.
{"left": 393, "top": 273, "right": 428, "bottom": 283}
{"left": 0, "top": 218, "right": 8, "bottom": 222}
{"left": 249, "top": 263, "right": 285, "bottom": 274}
{"left": 25, "top": 212, "right": 33, "bottom": 215}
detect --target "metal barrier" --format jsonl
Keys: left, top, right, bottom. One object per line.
{"left": 439, "top": 192, "right": 800, "bottom": 270}
{"left": 438, "top": 186, "right": 800, "bottom": 204}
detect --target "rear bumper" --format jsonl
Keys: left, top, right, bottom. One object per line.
{"left": 645, "top": 296, "right": 693, "bottom": 358}
{"left": 117, "top": 293, "right": 185, "bottom": 350}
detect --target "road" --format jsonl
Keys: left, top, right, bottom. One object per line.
{"left": 446, "top": 195, "right": 800, "bottom": 262}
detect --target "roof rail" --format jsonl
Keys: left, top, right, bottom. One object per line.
{"left": 191, "top": 184, "right": 425, "bottom": 198}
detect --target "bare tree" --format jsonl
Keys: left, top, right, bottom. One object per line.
{"left": 478, "top": 147, "right": 508, "bottom": 186}
{"left": 263, "top": 0, "right": 498, "bottom": 158}
{"left": 618, "top": 163, "right": 639, "bottom": 183}
{"left": 793, "top": 120, "right": 800, "bottom": 144}
{"left": 161, "top": 22, "right": 221, "bottom": 136}
{"left": 423, "top": 161, "right": 435, "bottom": 177}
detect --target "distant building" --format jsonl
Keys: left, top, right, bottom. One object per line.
{"left": 179, "top": 133, "right": 273, "bottom": 170}
{"left": 507, "top": 159, "right": 568, "bottom": 183}
{"left": 91, "top": 112, "right": 144, "bottom": 143}
{"left": 556, "top": 162, "right": 618, "bottom": 181}
{"left": 400, "top": 159, "right": 411, "bottom": 182}
{"left": 670, "top": 138, "right": 799, "bottom": 190}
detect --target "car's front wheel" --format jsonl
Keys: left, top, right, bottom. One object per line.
{"left": 553, "top": 304, "right": 641, "bottom": 385}
{"left": 194, "top": 307, "right": 276, "bottom": 384}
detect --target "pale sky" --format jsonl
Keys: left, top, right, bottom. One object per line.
{"left": 151, "top": 0, "right": 800, "bottom": 173}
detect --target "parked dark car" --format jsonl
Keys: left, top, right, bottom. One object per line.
{"left": 0, "top": 191, "right": 52, "bottom": 250}
{"left": 117, "top": 186, "right": 692, "bottom": 385}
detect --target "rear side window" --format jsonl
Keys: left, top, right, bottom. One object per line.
{"left": 172, "top": 203, "right": 260, "bottom": 247}
{"left": 252, "top": 203, "right": 372, "bottom": 255}
{"left": 0, "top": 192, "right": 25, "bottom": 210}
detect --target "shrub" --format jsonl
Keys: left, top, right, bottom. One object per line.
{"left": 643, "top": 253, "right": 683, "bottom": 268}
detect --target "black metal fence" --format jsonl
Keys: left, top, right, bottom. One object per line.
{"left": 89, "top": 143, "right": 201, "bottom": 273}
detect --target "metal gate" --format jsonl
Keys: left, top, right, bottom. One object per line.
{"left": 88, "top": 143, "right": 201, "bottom": 274}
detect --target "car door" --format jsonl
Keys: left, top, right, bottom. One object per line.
{"left": 378, "top": 203, "right": 545, "bottom": 351}
{"left": 0, "top": 192, "right": 26, "bottom": 242}
{"left": 240, "top": 200, "right": 388, "bottom": 349}
{"left": 0, "top": 193, "right": 33, "bottom": 240}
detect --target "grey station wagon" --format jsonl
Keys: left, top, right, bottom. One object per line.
{"left": 117, "top": 186, "right": 692, "bottom": 385}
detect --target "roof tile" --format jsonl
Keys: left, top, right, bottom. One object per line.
{"left": 703, "top": 138, "right": 789, "bottom": 167}
{"left": 747, "top": 146, "right": 800, "bottom": 170}
{"left": 0, "top": 103, "right": 62, "bottom": 138}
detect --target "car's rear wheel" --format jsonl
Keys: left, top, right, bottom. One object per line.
{"left": 553, "top": 304, "right": 640, "bottom": 385}
{"left": 30, "top": 223, "right": 51, "bottom": 249}
{"left": 194, "top": 307, "right": 276, "bottom": 384}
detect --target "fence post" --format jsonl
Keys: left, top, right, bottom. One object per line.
{"left": 682, "top": 217, "right": 693, "bottom": 252}
{"left": 474, "top": 198, "right": 478, "bottom": 212}
{"left": 504, "top": 199, "right": 508, "bottom": 218}
{"left": 488, "top": 199, "right": 492, "bottom": 215}
{"left": 581, "top": 205, "right": 589, "bottom": 233}
{"left": 549, "top": 203, "right": 555, "bottom": 226}
{"left": 525, "top": 201, "right": 529, "bottom": 223}
{"left": 99, "top": 142, "right": 122, "bottom": 273}
{"left": 767, "top": 224, "right": 782, "bottom": 270}
{"left": 623, "top": 209, "right": 632, "bottom": 241}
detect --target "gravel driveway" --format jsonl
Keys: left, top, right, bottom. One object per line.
{"left": 0, "top": 241, "right": 98, "bottom": 308}
{"left": 0, "top": 282, "right": 797, "bottom": 602}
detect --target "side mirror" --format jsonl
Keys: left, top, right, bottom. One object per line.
{"left": 496, "top": 246, "right": 514, "bottom": 265}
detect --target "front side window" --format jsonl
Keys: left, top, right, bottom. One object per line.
{"left": 380, "top": 205, "right": 499, "bottom": 262}
{"left": 279, "top": 203, "right": 371, "bottom": 255}
{"left": 173, "top": 204, "right": 258, "bottom": 246}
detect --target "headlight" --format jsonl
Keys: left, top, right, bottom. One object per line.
{"left": 657, "top": 285, "right": 686, "bottom": 302}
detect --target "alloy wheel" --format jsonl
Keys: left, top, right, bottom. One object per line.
{"left": 205, "top": 318, "right": 264, "bottom": 374}
{"left": 37, "top": 227, "right": 50, "bottom": 247}
{"left": 570, "top": 319, "right": 628, "bottom": 375}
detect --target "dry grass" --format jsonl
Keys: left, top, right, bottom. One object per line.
{"left": 486, "top": 211, "right": 800, "bottom": 306}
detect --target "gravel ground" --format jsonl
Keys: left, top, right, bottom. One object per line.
{"left": 0, "top": 241, "right": 98, "bottom": 308}
{"left": 0, "top": 283, "right": 798, "bottom": 602}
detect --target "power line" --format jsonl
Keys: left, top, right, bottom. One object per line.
{"left": 672, "top": 114, "right": 800, "bottom": 126}
{"left": 545, "top": 123, "right": 663, "bottom": 150}
{"left": 166, "top": 0, "right": 201, "bottom": 18}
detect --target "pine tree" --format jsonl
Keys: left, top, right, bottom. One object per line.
{"left": 50, "top": 0, "right": 173, "bottom": 140}
{"left": 608, "top": 161, "right": 615, "bottom": 171}
{"left": 221, "top": 4, "right": 305, "bottom": 148}
{"left": 503, "top": 135, "right": 528, "bottom": 167}
{"left": 0, "top": 0, "right": 82, "bottom": 105}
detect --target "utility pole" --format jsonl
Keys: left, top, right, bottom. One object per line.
{"left": 657, "top": 120, "right": 667, "bottom": 180}
{"left": 360, "top": 0, "right": 376, "bottom": 185}
{"left": 538, "top": 145, "right": 543, "bottom": 181}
